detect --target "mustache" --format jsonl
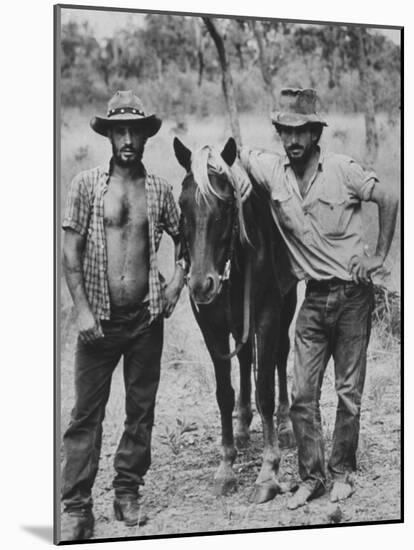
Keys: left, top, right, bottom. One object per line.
{"left": 288, "top": 144, "right": 303, "bottom": 150}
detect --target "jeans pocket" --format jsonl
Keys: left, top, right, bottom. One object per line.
{"left": 343, "top": 282, "right": 373, "bottom": 300}
{"left": 344, "top": 283, "right": 362, "bottom": 299}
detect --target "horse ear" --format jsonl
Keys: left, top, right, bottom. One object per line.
{"left": 173, "top": 137, "right": 192, "bottom": 171}
{"left": 221, "top": 137, "right": 237, "bottom": 167}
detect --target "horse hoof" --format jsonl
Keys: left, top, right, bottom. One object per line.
{"left": 278, "top": 429, "right": 296, "bottom": 450}
{"left": 250, "top": 481, "right": 281, "bottom": 504}
{"left": 235, "top": 433, "right": 250, "bottom": 449}
{"left": 213, "top": 477, "right": 237, "bottom": 497}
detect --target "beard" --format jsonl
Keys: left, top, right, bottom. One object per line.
{"left": 286, "top": 143, "right": 314, "bottom": 165}
{"left": 112, "top": 142, "right": 146, "bottom": 168}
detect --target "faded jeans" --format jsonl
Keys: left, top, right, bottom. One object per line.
{"left": 61, "top": 303, "right": 163, "bottom": 512}
{"left": 290, "top": 280, "right": 374, "bottom": 492}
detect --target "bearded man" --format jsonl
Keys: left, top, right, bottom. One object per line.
{"left": 60, "top": 91, "right": 185, "bottom": 540}
{"left": 240, "top": 88, "right": 398, "bottom": 510}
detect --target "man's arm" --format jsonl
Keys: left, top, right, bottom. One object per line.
{"left": 160, "top": 183, "right": 186, "bottom": 317}
{"left": 348, "top": 183, "right": 399, "bottom": 283}
{"left": 238, "top": 146, "right": 277, "bottom": 191}
{"left": 163, "top": 239, "right": 186, "bottom": 318}
{"left": 63, "top": 228, "right": 104, "bottom": 343}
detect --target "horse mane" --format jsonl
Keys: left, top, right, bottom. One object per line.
{"left": 190, "top": 144, "right": 295, "bottom": 297}
{"left": 191, "top": 146, "right": 250, "bottom": 245}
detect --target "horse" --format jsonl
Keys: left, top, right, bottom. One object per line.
{"left": 173, "top": 136, "right": 297, "bottom": 504}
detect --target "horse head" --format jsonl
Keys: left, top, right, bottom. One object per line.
{"left": 174, "top": 137, "right": 248, "bottom": 305}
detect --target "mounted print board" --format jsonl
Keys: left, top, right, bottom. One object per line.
{"left": 54, "top": 3, "right": 402, "bottom": 544}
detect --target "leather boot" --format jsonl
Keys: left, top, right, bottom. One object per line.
{"left": 114, "top": 496, "right": 148, "bottom": 527}
{"left": 61, "top": 508, "right": 94, "bottom": 541}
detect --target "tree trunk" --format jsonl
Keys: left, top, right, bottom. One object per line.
{"left": 357, "top": 28, "right": 379, "bottom": 164}
{"left": 193, "top": 18, "right": 204, "bottom": 87}
{"left": 235, "top": 43, "right": 244, "bottom": 70}
{"left": 156, "top": 57, "right": 163, "bottom": 82}
{"left": 203, "top": 17, "right": 242, "bottom": 147}
{"left": 251, "top": 20, "right": 277, "bottom": 111}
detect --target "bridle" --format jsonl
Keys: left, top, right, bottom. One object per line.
{"left": 179, "top": 195, "right": 237, "bottom": 286}
{"left": 179, "top": 179, "right": 253, "bottom": 361}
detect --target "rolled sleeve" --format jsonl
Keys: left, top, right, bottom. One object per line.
{"left": 162, "top": 184, "right": 180, "bottom": 239}
{"left": 346, "top": 159, "right": 378, "bottom": 201}
{"left": 62, "top": 174, "right": 91, "bottom": 236}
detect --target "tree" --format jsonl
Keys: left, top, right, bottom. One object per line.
{"left": 250, "top": 20, "right": 277, "bottom": 111}
{"left": 143, "top": 14, "right": 199, "bottom": 76}
{"left": 60, "top": 20, "right": 103, "bottom": 105}
{"left": 292, "top": 24, "right": 388, "bottom": 162}
{"left": 356, "top": 27, "right": 379, "bottom": 163}
{"left": 203, "top": 17, "right": 242, "bottom": 146}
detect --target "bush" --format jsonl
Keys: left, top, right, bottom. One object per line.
{"left": 372, "top": 284, "right": 400, "bottom": 342}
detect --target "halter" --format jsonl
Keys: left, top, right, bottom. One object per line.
{"left": 179, "top": 190, "right": 238, "bottom": 287}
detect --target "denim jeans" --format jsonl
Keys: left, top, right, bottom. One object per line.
{"left": 61, "top": 303, "right": 163, "bottom": 512}
{"left": 290, "top": 280, "right": 374, "bottom": 491}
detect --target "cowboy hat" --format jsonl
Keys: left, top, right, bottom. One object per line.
{"left": 271, "top": 88, "right": 327, "bottom": 128}
{"left": 90, "top": 90, "right": 162, "bottom": 137}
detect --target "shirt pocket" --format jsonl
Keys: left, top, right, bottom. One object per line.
{"left": 312, "top": 195, "right": 349, "bottom": 237}
{"left": 271, "top": 187, "right": 297, "bottom": 234}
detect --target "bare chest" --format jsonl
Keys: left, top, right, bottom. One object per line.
{"left": 103, "top": 179, "right": 148, "bottom": 230}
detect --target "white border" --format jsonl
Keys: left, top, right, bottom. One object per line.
{"left": 1, "top": 1, "right": 409, "bottom": 548}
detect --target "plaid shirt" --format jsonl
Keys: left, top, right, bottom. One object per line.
{"left": 62, "top": 163, "right": 180, "bottom": 322}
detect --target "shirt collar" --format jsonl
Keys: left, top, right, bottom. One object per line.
{"left": 100, "top": 159, "right": 148, "bottom": 184}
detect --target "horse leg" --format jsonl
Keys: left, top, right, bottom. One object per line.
{"left": 193, "top": 304, "right": 237, "bottom": 496}
{"left": 211, "top": 354, "right": 238, "bottom": 496}
{"left": 277, "top": 288, "right": 297, "bottom": 449}
{"left": 276, "top": 337, "right": 295, "bottom": 449}
{"left": 251, "top": 321, "right": 282, "bottom": 504}
{"left": 235, "top": 342, "right": 253, "bottom": 449}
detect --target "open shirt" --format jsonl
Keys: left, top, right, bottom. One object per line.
{"left": 62, "top": 163, "right": 180, "bottom": 322}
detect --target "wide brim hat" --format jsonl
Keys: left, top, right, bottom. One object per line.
{"left": 271, "top": 88, "right": 327, "bottom": 128}
{"left": 90, "top": 90, "right": 162, "bottom": 138}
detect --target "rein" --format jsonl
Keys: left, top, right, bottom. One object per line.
{"left": 180, "top": 195, "right": 253, "bottom": 361}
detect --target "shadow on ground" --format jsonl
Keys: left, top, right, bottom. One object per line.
{"left": 21, "top": 525, "right": 53, "bottom": 543}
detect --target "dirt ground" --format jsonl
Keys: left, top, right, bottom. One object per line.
{"left": 58, "top": 280, "right": 401, "bottom": 543}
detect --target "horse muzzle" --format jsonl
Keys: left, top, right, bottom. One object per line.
{"left": 188, "top": 272, "right": 221, "bottom": 305}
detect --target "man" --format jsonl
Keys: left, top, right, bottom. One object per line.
{"left": 61, "top": 90, "right": 185, "bottom": 540}
{"left": 239, "top": 88, "right": 398, "bottom": 509}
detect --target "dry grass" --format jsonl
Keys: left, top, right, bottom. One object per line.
{"left": 372, "top": 284, "right": 401, "bottom": 341}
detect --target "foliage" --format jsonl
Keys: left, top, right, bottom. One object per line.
{"left": 372, "top": 285, "right": 401, "bottom": 341}
{"left": 59, "top": 17, "right": 400, "bottom": 118}
{"left": 159, "top": 417, "right": 198, "bottom": 455}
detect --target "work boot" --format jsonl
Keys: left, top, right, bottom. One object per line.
{"left": 114, "top": 496, "right": 148, "bottom": 527}
{"left": 60, "top": 508, "right": 94, "bottom": 541}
